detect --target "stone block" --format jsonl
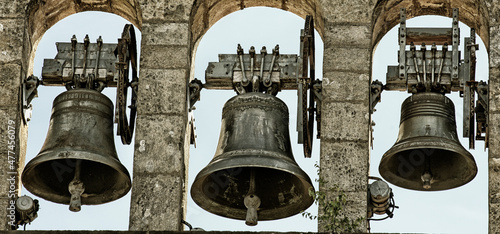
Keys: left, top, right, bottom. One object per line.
{"left": 129, "top": 173, "right": 184, "bottom": 231}
{"left": 322, "top": 71, "right": 370, "bottom": 102}
{"left": 140, "top": 45, "right": 189, "bottom": 69}
{"left": 0, "top": 19, "right": 24, "bottom": 64}
{"left": 133, "top": 114, "right": 186, "bottom": 175}
{"left": 0, "top": 198, "right": 13, "bottom": 230}
{"left": 139, "top": 0, "right": 192, "bottom": 22}
{"left": 319, "top": 141, "right": 369, "bottom": 192}
{"left": 0, "top": 108, "right": 18, "bottom": 153}
{"left": 490, "top": 25, "right": 500, "bottom": 67}
{"left": 323, "top": 46, "right": 371, "bottom": 73}
{"left": 319, "top": 0, "right": 372, "bottom": 24}
{"left": 491, "top": 203, "right": 500, "bottom": 233}
{"left": 141, "top": 22, "right": 189, "bottom": 46}
{"left": 317, "top": 190, "right": 367, "bottom": 232}
{"left": 488, "top": 114, "right": 500, "bottom": 156}
{"left": 488, "top": 70, "right": 500, "bottom": 113}
{"left": 489, "top": 158, "right": 500, "bottom": 197}
{"left": 324, "top": 23, "right": 371, "bottom": 47}
{"left": 0, "top": 64, "right": 21, "bottom": 107}
{"left": 321, "top": 101, "right": 370, "bottom": 141}
{"left": 0, "top": 0, "right": 25, "bottom": 18}
{"left": 137, "top": 69, "right": 187, "bottom": 115}
{"left": 485, "top": 1, "right": 500, "bottom": 25}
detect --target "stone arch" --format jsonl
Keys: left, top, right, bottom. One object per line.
{"left": 372, "top": 0, "right": 489, "bottom": 51}
{"left": 25, "top": 0, "right": 142, "bottom": 74}
{"left": 189, "top": 0, "right": 325, "bottom": 54}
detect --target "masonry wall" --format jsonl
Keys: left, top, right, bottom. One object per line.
{"left": 0, "top": 0, "right": 499, "bottom": 233}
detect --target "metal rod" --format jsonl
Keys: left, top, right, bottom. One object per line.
{"left": 92, "top": 36, "right": 103, "bottom": 90}
{"left": 244, "top": 169, "right": 260, "bottom": 226}
{"left": 68, "top": 160, "right": 85, "bottom": 212}
{"left": 431, "top": 43, "right": 436, "bottom": 85}
{"left": 410, "top": 43, "right": 421, "bottom": 84}
{"left": 70, "top": 35, "right": 77, "bottom": 88}
{"left": 237, "top": 44, "right": 248, "bottom": 86}
{"left": 421, "top": 43, "right": 427, "bottom": 90}
{"left": 421, "top": 155, "right": 433, "bottom": 190}
{"left": 264, "top": 45, "right": 279, "bottom": 87}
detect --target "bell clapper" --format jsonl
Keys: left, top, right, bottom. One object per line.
{"left": 244, "top": 169, "right": 261, "bottom": 226}
{"left": 421, "top": 155, "right": 433, "bottom": 190}
{"left": 68, "top": 160, "right": 85, "bottom": 212}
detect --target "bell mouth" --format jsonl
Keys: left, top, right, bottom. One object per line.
{"left": 22, "top": 149, "right": 131, "bottom": 205}
{"left": 379, "top": 136, "right": 477, "bottom": 191}
{"left": 191, "top": 152, "right": 315, "bottom": 221}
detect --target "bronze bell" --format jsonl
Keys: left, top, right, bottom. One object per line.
{"left": 191, "top": 92, "right": 314, "bottom": 225}
{"left": 22, "top": 89, "right": 131, "bottom": 211}
{"left": 379, "top": 92, "right": 477, "bottom": 191}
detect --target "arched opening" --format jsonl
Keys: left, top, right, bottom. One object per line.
{"left": 370, "top": 15, "right": 488, "bottom": 233}
{"left": 189, "top": 0, "right": 324, "bottom": 58}
{"left": 187, "top": 7, "right": 324, "bottom": 231}
{"left": 24, "top": 11, "right": 141, "bottom": 230}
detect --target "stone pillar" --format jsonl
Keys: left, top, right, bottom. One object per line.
{"left": 488, "top": 22, "right": 500, "bottom": 233}
{"left": 128, "top": 0, "right": 193, "bottom": 231}
{"left": 318, "top": 1, "right": 372, "bottom": 232}
{"left": 0, "top": 1, "right": 30, "bottom": 231}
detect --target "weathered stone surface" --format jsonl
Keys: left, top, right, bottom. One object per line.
{"left": 0, "top": 64, "right": 21, "bottom": 107}
{"left": 140, "top": 45, "right": 189, "bottom": 69}
{"left": 488, "top": 115, "right": 500, "bottom": 157}
{"left": 142, "top": 22, "right": 189, "bottom": 46}
{"left": 485, "top": 0, "right": 500, "bottom": 25}
{"left": 129, "top": 173, "right": 184, "bottom": 231}
{"left": 320, "top": 141, "right": 369, "bottom": 192}
{"left": 321, "top": 101, "right": 370, "bottom": 141}
{"left": 488, "top": 68, "right": 500, "bottom": 113}
{"left": 319, "top": 0, "right": 372, "bottom": 24}
{"left": 322, "top": 71, "right": 369, "bottom": 102}
{"left": 324, "top": 23, "right": 371, "bottom": 47}
{"left": 489, "top": 158, "right": 500, "bottom": 202}
{"left": 0, "top": 19, "right": 25, "bottom": 64}
{"left": 0, "top": 108, "right": 17, "bottom": 153}
{"left": 133, "top": 114, "right": 186, "bottom": 174}
{"left": 139, "top": 0, "right": 192, "bottom": 22}
{"left": 491, "top": 202, "right": 500, "bottom": 233}
{"left": 490, "top": 25, "right": 500, "bottom": 67}
{"left": 323, "top": 46, "right": 371, "bottom": 73}
{"left": 316, "top": 190, "right": 367, "bottom": 232}
{"left": 137, "top": 69, "right": 187, "bottom": 115}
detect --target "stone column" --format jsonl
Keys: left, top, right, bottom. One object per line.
{"left": 128, "top": 0, "right": 193, "bottom": 231}
{"left": 318, "top": 1, "right": 372, "bottom": 232}
{"left": 0, "top": 1, "right": 31, "bottom": 230}
{"left": 488, "top": 21, "right": 500, "bottom": 233}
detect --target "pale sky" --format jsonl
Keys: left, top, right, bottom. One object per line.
{"left": 22, "top": 7, "right": 488, "bottom": 233}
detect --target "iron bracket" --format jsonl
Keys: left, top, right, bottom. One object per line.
{"left": 189, "top": 78, "right": 203, "bottom": 111}
{"left": 370, "top": 80, "right": 384, "bottom": 114}
{"left": 20, "top": 75, "right": 40, "bottom": 124}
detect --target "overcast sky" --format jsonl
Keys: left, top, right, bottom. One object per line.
{"left": 22, "top": 7, "right": 488, "bottom": 233}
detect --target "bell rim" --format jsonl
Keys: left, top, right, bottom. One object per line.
{"left": 191, "top": 152, "right": 315, "bottom": 221}
{"left": 22, "top": 149, "right": 131, "bottom": 205}
{"left": 379, "top": 136, "right": 477, "bottom": 191}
